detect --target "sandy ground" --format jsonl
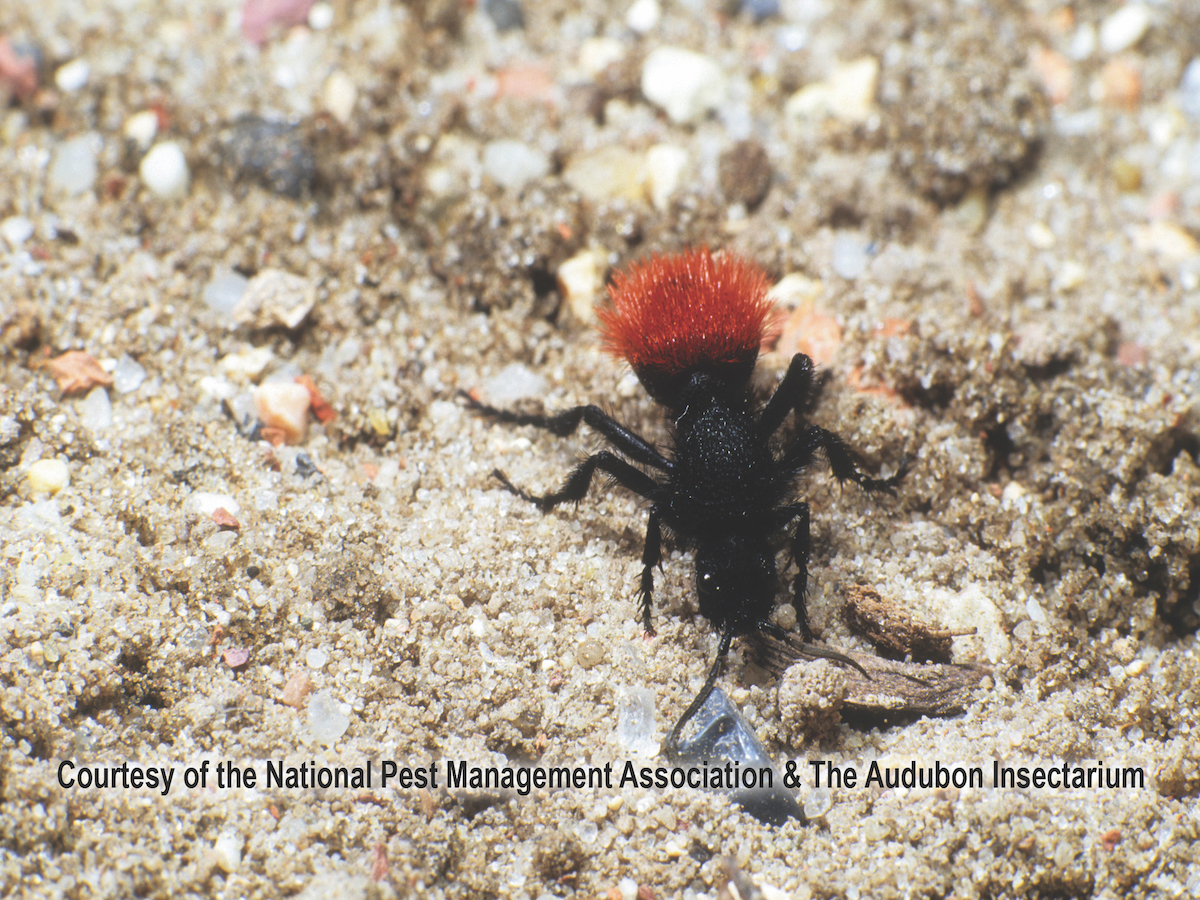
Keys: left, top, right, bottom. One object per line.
{"left": 2, "top": 0, "right": 1200, "bottom": 897}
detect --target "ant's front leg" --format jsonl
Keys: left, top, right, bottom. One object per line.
{"left": 459, "top": 391, "right": 671, "bottom": 471}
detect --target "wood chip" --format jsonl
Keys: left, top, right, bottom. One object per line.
{"left": 44, "top": 350, "right": 113, "bottom": 395}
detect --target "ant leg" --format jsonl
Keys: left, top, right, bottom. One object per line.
{"left": 756, "top": 353, "right": 816, "bottom": 441}
{"left": 639, "top": 510, "right": 663, "bottom": 635}
{"left": 664, "top": 627, "right": 734, "bottom": 756}
{"left": 491, "top": 451, "right": 661, "bottom": 513}
{"left": 788, "top": 503, "right": 813, "bottom": 641}
{"left": 460, "top": 392, "right": 671, "bottom": 471}
{"left": 785, "top": 425, "right": 910, "bottom": 493}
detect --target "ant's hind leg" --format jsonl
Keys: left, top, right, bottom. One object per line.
{"left": 785, "top": 503, "right": 814, "bottom": 642}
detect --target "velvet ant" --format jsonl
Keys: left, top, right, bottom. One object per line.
{"left": 462, "top": 248, "right": 908, "bottom": 746}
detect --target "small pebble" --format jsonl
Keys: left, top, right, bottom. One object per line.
{"left": 563, "top": 146, "right": 645, "bottom": 203}
{"left": 306, "top": 648, "right": 329, "bottom": 670}
{"left": 482, "top": 139, "right": 550, "bottom": 192}
{"left": 225, "top": 115, "right": 315, "bottom": 198}
{"left": 139, "top": 142, "right": 190, "bottom": 200}
{"left": 482, "top": 0, "right": 524, "bottom": 32}
{"left": 1, "top": 215, "right": 34, "bottom": 248}
{"left": 123, "top": 112, "right": 159, "bottom": 152}
{"left": 575, "top": 638, "right": 606, "bottom": 669}
{"left": 803, "top": 787, "right": 832, "bottom": 818}
{"left": 578, "top": 38, "right": 624, "bottom": 79}
{"left": 191, "top": 491, "right": 242, "bottom": 517}
{"left": 308, "top": 689, "right": 350, "bottom": 744}
{"left": 78, "top": 386, "right": 113, "bottom": 432}
{"left": 233, "top": 267, "right": 316, "bottom": 330}
{"left": 307, "top": 1, "right": 333, "bottom": 29}
{"left": 112, "top": 354, "right": 147, "bottom": 394}
{"left": 625, "top": 0, "right": 660, "bottom": 34}
{"left": 254, "top": 380, "right": 312, "bottom": 443}
{"left": 280, "top": 671, "right": 314, "bottom": 707}
{"left": 219, "top": 346, "right": 274, "bottom": 380}
{"left": 615, "top": 685, "right": 658, "bottom": 756}
{"left": 483, "top": 363, "right": 547, "bottom": 405}
{"left": 741, "top": 0, "right": 779, "bottom": 21}
{"left": 643, "top": 143, "right": 687, "bottom": 212}
{"left": 1111, "top": 158, "right": 1142, "bottom": 192}
{"left": 203, "top": 270, "right": 250, "bottom": 317}
{"left": 48, "top": 134, "right": 100, "bottom": 196}
{"left": 1099, "top": 59, "right": 1141, "bottom": 109}
{"left": 767, "top": 273, "right": 823, "bottom": 310}
{"left": 1178, "top": 58, "right": 1200, "bottom": 120}
{"left": 53, "top": 58, "right": 90, "bottom": 92}
{"left": 1099, "top": 4, "right": 1150, "bottom": 55}
{"left": 831, "top": 233, "right": 868, "bottom": 279}
{"left": 1132, "top": 220, "right": 1200, "bottom": 263}
{"left": 1026, "top": 221, "right": 1056, "bottom": 250}
{"left": 26, "top": 459, "right": 70, "bottom": 495}
{"left": 641, "top": 46, "right": 726, "bottom": 125}
{"left": 718, "top": 140, "right": 772, "bottom": 209}
{"left": 322, "top": 71, "right": 356, "bottom": 125}
{"left": 212, "top": 832, "right": 243, "bottom": 873}
{"left": 242, "top": 0, "right": 315, "bottom": 44}
{"left": 785, "top": 56, "right": 878, "bottom": 124}
{"left": 223, "top": 647, "right": 251, "bottom": 668}
{"left": 557, "top": 248, "right": 604, "bottom": 322}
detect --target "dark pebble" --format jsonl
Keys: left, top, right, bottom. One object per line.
{"left": 225, "top": 114, "right": 316, "bottom": 198}
{"left": 483, "top": 0, "right": 525, "bottom": 31}
{"left": 718, "top": 140, "right": 773, "bottom": 209}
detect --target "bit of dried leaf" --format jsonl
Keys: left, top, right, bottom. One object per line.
{"left": 45, "top": 350, "right": 113, "bottom": 395}
{"left": 296, "top": 374, "right": 336, "bottom": 423}
{"left": 843, "top": 584, "right": 973, "bottom": 663}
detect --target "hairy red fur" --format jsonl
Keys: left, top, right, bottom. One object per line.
{"left": 599, "top": 248, "right": 777, "bottom": 380}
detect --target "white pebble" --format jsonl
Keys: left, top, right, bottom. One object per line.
{"left": 767, "top": 272, "right": 823, "bottom": 309}
{"left": 78, "top": 386, "right": 113, "bottom": 432}
{"left": 1, "top": 216, "right": 35, "bottom": 248}
{"left": 54, "top": 58, "right": 90, "bottom": 92}
{"left": 644, "top": 143, "right": 688, "bottom": 212}
{"left": 641, "top": 46, "right": 726, "bottom": 124}
{"left": 483, "top": 364, "right": 547, "bottom": 405}
{"left": 322, "top": 71, "right": 357, "bottom": 125}
{"left": 482, "top": 139, "right": 551, "bottom": 192}
{"left": 123, "top": 110, "right": 159, "bottom": 151}
{"left": 1132, "top": 220, "right": 1200, "bottom": 263}
{"left": 191, "top": 491, "right": 242, "bottom": 517}
{"left": 49, "top": 134, "right": 100, "bottom": 196}
{"left": 578, "top": 37, "right": 624, "bottom": 79}
{"left": 626, "top": 0, "right": 660, "bottom": 34}
{"left": 557, "top": 249, "right": 604, "bottom": 322}
{"left": 308, "top": 2, "right": 334, "bottom": 29}
{"left": 615, "top": 685, "right": 658, "bottom": 756}
{"left": 563, "top": 146, "right": 646, "bottom": 203}
{"left": 1026, "top": 221, "right": 1056, "bottom": 250}
{"left": 203, "top": 270, "right": 250, "bottom": 317}
{"left": 27, "top": 459, "right": 70, "bottom": 495}
{"left": 1180, "top": 58, "right": 1200, "bottom": 120}
{"left": 306, "top": 648, "right": 329, "bottom": 670}
{"left": 785, "top": 56, "right": 879, "bottom": 124}
{"left": 139, "top": 142, "right": 190, "bottom": 200}
{"left": 219, "top": 346, "right": 275, "bottom": 381}
{"left": 212, "top": 832, "right": 243, "bottom": 873}
{"left": 831, "top": 233, "right": 868, "bottom": 279}
{"left": 254, "top": 380, "right": 311, "bottom": 443}
{"left": 233, "top": 268, "right": 317, "bottom": 330}
{"left": 112, "top": 354, "right": 147, "bottom": 394}
{"left": 1099, "top": 4, "right": 1150, "bottom": 55}
{"left": 308, "top": 690, "right": 350, "bottom": 744}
